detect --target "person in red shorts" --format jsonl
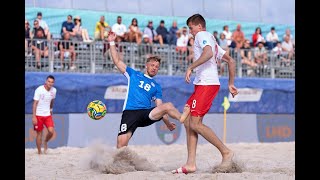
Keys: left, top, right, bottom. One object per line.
{"left": 32, "top": 75, "right": 57, "bottom": 154}
{"left": 172, "top": 14, "right": 239, "bottom": 174}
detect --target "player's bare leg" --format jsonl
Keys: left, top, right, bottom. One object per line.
{"left": 36, "top": 131, "right": 43, "bottom": 154}
{"left": 179, "top": 104, "right": 190, "bottom": 123}
{"left": 44, "top": 127, "right": 54, "bottom": 154}
{"left": 149, "top": 102, "right": 184, "bottom": 122}
{"left": 117, "top": 131, "right": 132, "bottom": 149}
{"left": 172, "top": 116, "right": 197, "bottom": 174}
{"left": 190, "top": 116, "right": 234, "bottom": 166}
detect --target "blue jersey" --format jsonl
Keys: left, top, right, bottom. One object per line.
{"left": 123, "top": 67, "right": 162, "bottom": 111}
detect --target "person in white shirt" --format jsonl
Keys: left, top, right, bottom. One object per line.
{"left": 222, "top": 25, "right": 233, "bottom": 47}
{"left": 172, "top": 14, "right": 239, "bottom": 175}
{"left": 111, "top": 16, "right": 128, "bottom": 42}
{"left": 32, "top": 75, "right": 57, "bottom": 154}
{"left": 266, "top": 27, "right": 279, "bottom": 50}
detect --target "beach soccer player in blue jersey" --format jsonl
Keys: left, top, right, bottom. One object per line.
{"left": 107, "top": 32, "right": 189, "bottom": 148}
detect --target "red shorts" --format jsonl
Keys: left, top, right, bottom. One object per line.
{"left": 186, "top": 85, "right": 220, "bottom": 117}
{"left": 34, "top": 115, "right": 54, "bottom": 132}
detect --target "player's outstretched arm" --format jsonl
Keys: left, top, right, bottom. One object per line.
{"left": 107, "top": 32, "right": 127, "bottom": 73}
{"left": 222, "top": 53, "right": 238, "bottom": 97}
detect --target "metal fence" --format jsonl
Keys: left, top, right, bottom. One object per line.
{"left": 25, "top": 39, "right": 295, "bottom": 79}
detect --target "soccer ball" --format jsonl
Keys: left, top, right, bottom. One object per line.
{"left": 87, "top": 100, "right": 107, "bottom": 120}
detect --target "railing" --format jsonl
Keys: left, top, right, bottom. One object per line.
{"left": 25, "top": 39, "right": 295, "bottom": 79}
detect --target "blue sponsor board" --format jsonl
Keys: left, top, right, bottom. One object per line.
{"left": 25, "top": 114, "right": 69, "bottom": 148}
{"left": 257, "top": 114, "right": 295, "bottom": 142}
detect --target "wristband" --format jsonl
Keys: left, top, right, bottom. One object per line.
{"left": 50, "top": 108, "right": 53, "bottom": 111}
{"left": 109, "top": 41, "right": 115, "bottom": 46}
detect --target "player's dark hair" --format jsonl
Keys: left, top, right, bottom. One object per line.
{"left": 186, "top": 14, "right": 206, "bottom": 28}
{"left": 47, "top": 75, "right": 55, "bottom": 81}
{"left": 147, "top": 56, "right": 161, "bottom": 64}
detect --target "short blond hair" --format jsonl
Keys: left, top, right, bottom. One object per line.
{"left": 146, "top": 56, "right": 161, "bottom": 64}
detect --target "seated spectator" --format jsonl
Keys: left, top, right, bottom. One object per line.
{"left": 232, "top": 24, "right": 245, "bottom": 50}
{"left": 58, "top": 33, "right": 77, "bottom": 70}
{"left": 94, "top": 15, "right": 111, "bottom": 41}
{"left": 254, "top": 42, "right": 268, "bottom": 67}
{"left": 35, "top": 12, "right": 51, "bottom": 40}
{"left": 240, "top": 39, "right": 257, "bottom": 70}
{"left": 168, "top": 20, "right": 179, "bottom": 45}
{"left": 61, "top": 15, "right": 76, "bottom": 39}
{"left": 252, "top": 27, "right": 266, "bottom": 47}
{"left": 73, "top": 16, "right": 91, "bottom": 42}
{"left": 144, "top": 20, "right": 163, "bottom": 46}
{"left": 138, "top": 34, "right": 153, "bottom": 57}
{"left": 213, "top": 31, "right": 219, "bottom": 45}
{"left": 222, "top": 25, "right": 233, "bottom": 47}
{"left": 31, "top": 30, "right": 48, "bottom": 69}
{"left": 112, "top": 16, "right": 128, "bottom": 43}
{"left": 266, "top": 27, "right": 279, "bottom": 50}
{"left": 127, "top": 18, "right": 142, "bottom": 44}
{"left": 272, "top": 42, "right": 290, "bottom": 65}
{"left": 187, "top": 34, "right": 194, "bottom": 63}
{"left": 175, "top": 27, "right": 189, "bottom": 66}
{"left": 218, "top": 33, "right": 229, "bottom": 56}
{"left": 283, "top": 28, "right": 295, "bottom": 47}
{"left": 25, "top": 20, "right": 32, "bottom": 53}
{"left": 156, "top": 20, "right": 169, "bottom": 44}
{"left": 32, "top": 20, "right": 46, "bottom": 40}
{"left": 281, "top": 35, "right": 295, "bottom": 60}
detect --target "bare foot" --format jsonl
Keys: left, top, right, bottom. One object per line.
{"left": 180, "top": 104, "right": 190, "bottom": 123}
{"left": 44, "top": 141, "right": 48, "bottom": 154}
{"left": 37, "top": 151, "right": 42, "bottom": 155}
{"left": 171, "top": 164, "right": 197, "bottom": 174}
{"left": 220, "top": 150, "right": 234, "bottom": 167}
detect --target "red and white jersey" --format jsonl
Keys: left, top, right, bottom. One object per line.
{"left": 33, "top": 85, "right": 57, "bottom": 116}
{"left": 193, "top": 31, "right": 226, "bottom": 85}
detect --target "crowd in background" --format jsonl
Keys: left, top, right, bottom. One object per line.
{"left": 25, "top": 11, "right": 295, "bottom": 72}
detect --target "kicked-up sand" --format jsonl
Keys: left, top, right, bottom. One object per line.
{"left": 25, "top": 141, "right": 295, "bottom": 180}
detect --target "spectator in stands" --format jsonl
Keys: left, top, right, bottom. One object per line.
{"left": 283, "top": 28, "right": 294, "bottom": 47}
{"left": 156, "top": 20, "right": 169, "bottom": 44}
{"left": 32, "top": 20, "right": 46, "bottom": 40}
{"left": 266, "top": 27, "right": 279, "bottom": 50}
{"left": 138, "top": 34, "right": 153, "bottom": 58}
{"left": 254, "top": 42, "right": 268, "bottom": 68}
{"left": 168, "top": 20, "right": 179, "bottom": 45}
{"left": 73, "top": 16, "right": 92, "bottom": 42}
{"left": 252, "top": 27, "right": 266, "bottom": 47}
{"left": 217, "top": 33, "right": 230, "bottom": 76}
{"left": 186, "top": 34, "right": 194, "bottom": 63}
{"left": 281, "top": 35, "right": 295, "bottom": 60}
{"left": 232, "top": 24, "right": 245, "bottom": 50}
{"left": 219, "top": 33, "right": 229, "bottom": 53}
{"left": 31, "top": 30, "right": 48, "bottom": 69}
{"left": 272, "top": 42, "right": 290, "bottom": 65}
{"left": 222, "top": 25, "right": 233, "bottom": 47}
{"left": 112, "top": 16, "right": 128, "bottom": 43}
{"left": 213, "top": 31, "right": 219, "bottom": 45}
{"left": 94, "top": 15, "right": 111, "bottom": 41}
{"left": 240, "top": 39, "right": 257, "bottom": 71}
{"left": 35, "top": 12, "right": 51, "bottom": 40}
{"left": 59, "top": 33, "right": 77, "bottom": 70}
{"left": 25, "top": 20, "right": 32, "bottom": 53}
{"left": 127, "top": 18, "right": 142, "bottom": 44}
{"left": 61, "top": 15, "right": 76, "bottom": 39}
{"left": 176, "top": 27, "right": 189, "bottom": 67}
{"left": 144, "top": 20, "right": 164, "bottom": 46}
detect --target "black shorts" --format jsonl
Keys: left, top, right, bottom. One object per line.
{"left": 118, "top": 108, "right": 162, "bottom": 136}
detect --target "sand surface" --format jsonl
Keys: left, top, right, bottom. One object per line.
{"left": 25, "top": 142, "right": 295, "bottom": 180}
